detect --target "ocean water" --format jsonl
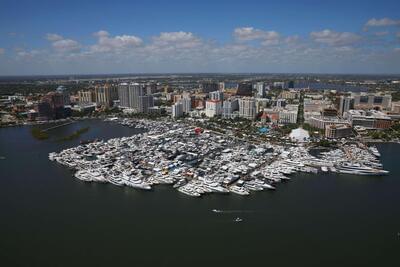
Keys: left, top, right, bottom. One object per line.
{"left": 0, "top": 120, "right": 399, "bottom": 267}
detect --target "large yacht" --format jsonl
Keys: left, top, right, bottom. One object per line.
{"left": 336, "top": 162, "right": 389, "bottom": 176}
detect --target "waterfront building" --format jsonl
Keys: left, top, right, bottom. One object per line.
{"left": 222, "top": 98, "right": 239, "bottom": 119}
{"left": 95, "top": 84, "right": 118, "bottom": 107}
{"left": 56, "top": 86, "right": 70, "bottom": 105}
{"left": 205, "top": 100, "right": 222, "bottom": 118}
{"left": 118, "top": 83, "right": 130, "bottom": 108}
{"left": 239, "top": 97, "right": 256, "bottom": 120}
{"left": 37, "top": 92, "right": 65, "bottom": 120}
{"left": 128, "top": 83, "right": 145, "bottom": 110}
{"left": 78, "top": 90, "right": 95, "bottom": 104}
{"left": 325, "top": 124, "right": 353, "bottom": 139}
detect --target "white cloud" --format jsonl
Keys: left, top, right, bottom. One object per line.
{"left": 0, "top": 48, "right": 5, "bottom": 55}
{"left": 46, "top": 33, "right": 63, "bottom": 41}
{"left": 52, "top": 39, "right": 81, "bottom": 52}
{"left": 3, "top": 27, "right": 400, "bottom": 75}
{"left": 366, "top": 18, "right": 400, "bottom": 27}
{"left": 151, "top": 31, "right": 202, "bottom": 49}
{"left": 373, "top": 31, "right": 389, "bottom": 36}
{"left": 45, "top": 33, "right": 81, "bottom": 53}
{"left": 233, "top": 27, "right": 280, "bottom": 45}
{"left": 285, "top": 35, "right": 300, "bottom": 44}
{"left": 90, "top": 30, "right": 143, "bottom": 53}
{"left": 310, "top": 29, "right": 361, "bottom": 46}
{"left": 16, "top": 49, "right": 43, "bottom": 60}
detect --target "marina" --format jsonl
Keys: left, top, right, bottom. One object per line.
{"left": 48, "top": 118, "right": 389, "bottom": 197}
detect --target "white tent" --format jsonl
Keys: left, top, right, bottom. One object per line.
{"left": 289, "top": 128, "right": 310, "bottom": 142}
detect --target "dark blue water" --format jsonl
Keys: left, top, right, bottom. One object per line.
{"left": 0, "top": 120, "right": 399, "bottom": 267}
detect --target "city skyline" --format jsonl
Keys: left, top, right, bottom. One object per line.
{"left": 1, "top": 0, "right": 400, "bottom": 75}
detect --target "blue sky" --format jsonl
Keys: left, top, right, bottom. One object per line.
{"left": 0, "top": 0, "right": 400, "bottom": 75}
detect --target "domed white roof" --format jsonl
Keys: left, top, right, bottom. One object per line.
{"left": 289, "top": 128, "right": 310, "bottom": 142}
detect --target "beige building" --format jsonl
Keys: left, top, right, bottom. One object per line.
{"left": 325, "top": 124, "right": 353, "bottom": 139}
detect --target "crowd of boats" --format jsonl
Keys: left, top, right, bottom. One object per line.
{"left": 48, "top": 118, "right": 389, "bottom": 197}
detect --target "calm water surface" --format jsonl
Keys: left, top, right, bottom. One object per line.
{"left": 0, "top": 120, "right": 399, "bottom": 267}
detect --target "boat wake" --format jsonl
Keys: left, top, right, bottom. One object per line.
{"left": 212, "top": 209, "right": 255, "bottom": 214}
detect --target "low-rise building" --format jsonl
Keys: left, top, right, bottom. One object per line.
{"left": 345, "top": 110, "right": 393, "bottom": 129}
{"left": 325, "top": 124, "right": 353, "bottom": 139}
{"left": 308, "top": 116, "right": 349, "bottom": 129}
{"left": 279, "top": 110, "right": 298, "bottom": 124}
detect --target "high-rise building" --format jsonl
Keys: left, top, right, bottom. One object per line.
{"left": 172, "top": 102, "right": 183, "bottom": 118}
{"left": 138, "top": 95, "right": 154, "bottom": 113}
{"left": 339, "top": 96, "right": 354, "bottom": 116}
{"left": 95, "top": 84, "right": 118, "bottom": 107}
{"left": 181, "top": 97, "right": 192, "bottom": 114}
{"left": 201, "top": 82, "right": 219, "bottom": 93}
{"left": 56, "top": 86, "right": 70, "bottom": 105}
{"left": 78, "top": 90, "right": 95, "bottom": 104}
{"left": 146, "top": 83, "right": 157, "bottom": 95}
{"left": 256, "top": 82, "right": 266, "bottom": 98}
{"left": 118, "top": 83, "right": 130, "bottom": 108}
{"left": 222, "top": 98, "right": 239, "bottom": 119}
{"left": 37, "top": 92, "right": 65, "bottom": 119}
{"left": 236, "top": 83, "right": 253, "bottom": 96}
{"left": 205, "top": 100, "right": 222, "bottom": 118}
{"left": 239, "top": 97, "right": 257, "bottom": 120}
{"left": 128, "top": 83, "right": 144, "bottom": 110}
{"left": 219, "top": 82, "right": 225, "bottom": 91}
{"left": 209, "top": 91, "right": 224, "bottom": 101}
